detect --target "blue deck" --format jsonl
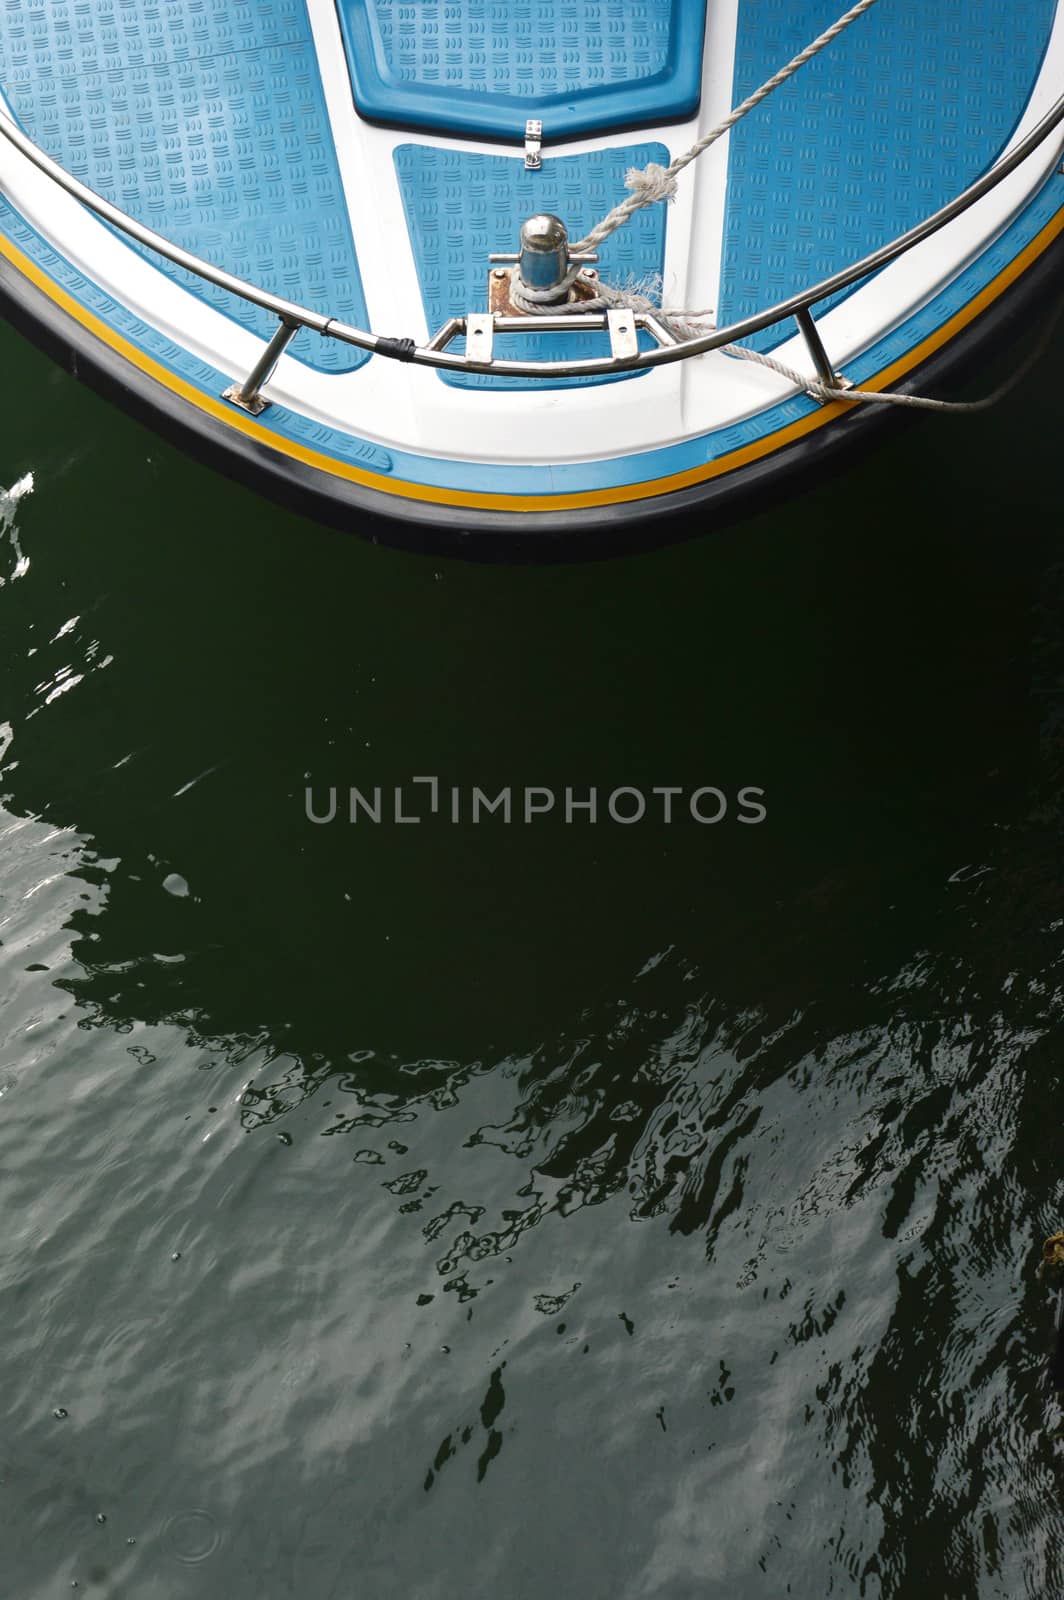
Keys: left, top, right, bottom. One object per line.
{"left": 0, "top": 0, "right": 371, "bottom": 373}
{"left": 337, "top": 0, "right": 707, "bottom": 141}
{"left": 719, "top": 0, "right": 1058, "bottom": 351}
{"left": 395, "top": 143, "right": 670, "bottom": 389}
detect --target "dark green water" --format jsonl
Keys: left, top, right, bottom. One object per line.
{"left": 2, "top": 314, "right": 1063, "bottom": 1600}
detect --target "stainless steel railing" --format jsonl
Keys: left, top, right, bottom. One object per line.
{"left": 2, "top": 92, "right": 1063, "bottom": 411}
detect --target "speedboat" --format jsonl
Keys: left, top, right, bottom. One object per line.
{"left": 1, "top": 0, "right": 1062, "bottom": 556}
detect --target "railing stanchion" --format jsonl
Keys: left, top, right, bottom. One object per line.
{"left": 794, "top": 306, "right": 848, "bottom": 397}
{"left": 223, "top": 316, "right": 301, "bottom": 414}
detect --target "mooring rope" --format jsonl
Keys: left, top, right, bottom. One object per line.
{"left": 724, "top": 291, "right": 1064, "bottom": 412}
{"left": 507, "top": 0, "right": 1059, "bottom": 418}
{"left": 573, "top": 0, "right": 882, "bottom": 254}
{"left": 508, "top": 0, "right": 882, "bottom": 318}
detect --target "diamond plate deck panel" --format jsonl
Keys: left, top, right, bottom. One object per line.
{"left": 340, "top": 1, "right": 706, "bottom": 140}
{"left": 719, "top": 0, "right": 1057, "bottom": 351}
{"left": 395, "top": 143, "right": 670, "bottom": 389}
{"left": 0, "top": 0, "right": 371, "bottom": 372}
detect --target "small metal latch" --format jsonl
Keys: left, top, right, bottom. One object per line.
{"left": 524, "top": 119, "right": 543, "bottom": 170}
{"left": 466, "top": 313, "right": 494, "bottom": 364}
{"left": 607, "top": 308, "right": 639, "bottom": 361}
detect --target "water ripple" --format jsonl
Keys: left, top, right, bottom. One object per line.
{"left": 164, "top": 1508, "right": 221, "bottom": 1565}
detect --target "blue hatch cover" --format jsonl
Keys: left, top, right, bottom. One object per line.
{"left": 336, "top": 1, "right": 707, "bottom": 140}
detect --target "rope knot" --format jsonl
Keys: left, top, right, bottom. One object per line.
{"left": 624, "top": 163, "right": 679, "bottom": 206}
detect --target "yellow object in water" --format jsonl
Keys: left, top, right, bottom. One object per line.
{"left": 1042, "top": 1232, "right": 1064, "bottom": 1271}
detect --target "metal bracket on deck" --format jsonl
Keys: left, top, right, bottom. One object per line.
{"left": 606, "top": 309, "right": 639, "bottom": 361}
{"left": 486, "top": 265, "right": 599, "bottom": 317}
{"left": 424, "top": 305, "right": 677, "bottom": 370}
{"left": 466, "top": 313, "right": 495, "bottom": 363}
{"left": 524, "top": 120, "right": 543, "bottom": 170}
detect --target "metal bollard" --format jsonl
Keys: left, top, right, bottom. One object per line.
{"left": 517, "top": 213, "right": 571, "bottom": 298}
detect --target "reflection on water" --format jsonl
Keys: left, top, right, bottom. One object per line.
{"left": 0, "top": 469, "right": 33, "bottom": 586}
{"left": 0, "top": 317, "right": 1063, "bottom": 1598}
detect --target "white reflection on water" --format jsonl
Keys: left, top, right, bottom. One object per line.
{"left": 0, "top": 470, "right": 34, "bottom": 585}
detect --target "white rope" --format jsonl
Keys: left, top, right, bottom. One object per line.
{"left": 507, "top": 269, "right": 674, "bottom": 318}
{"left": 571, "top": 0, "right": 881, "bottom": 256}
{"left": 506, "top": 0, "right": 1058, "bottom": 420}
{"left": 509, "top": 0, "right": 883, "bottom": 320}
{"left": 507, "top": 266, "right": 720, "bottom": 333}
{"left": 723, "top": 342, "right": 992, "bottom": 409}
{"left": 722, "top": 293, "right": 1064, "bottom": 412}
{"left": 506, "top": 286, "right": 1062, "bottom": 415}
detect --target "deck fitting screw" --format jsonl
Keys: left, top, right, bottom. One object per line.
{"left": 492, "top": 268, "right": 507, "bottom": 279}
